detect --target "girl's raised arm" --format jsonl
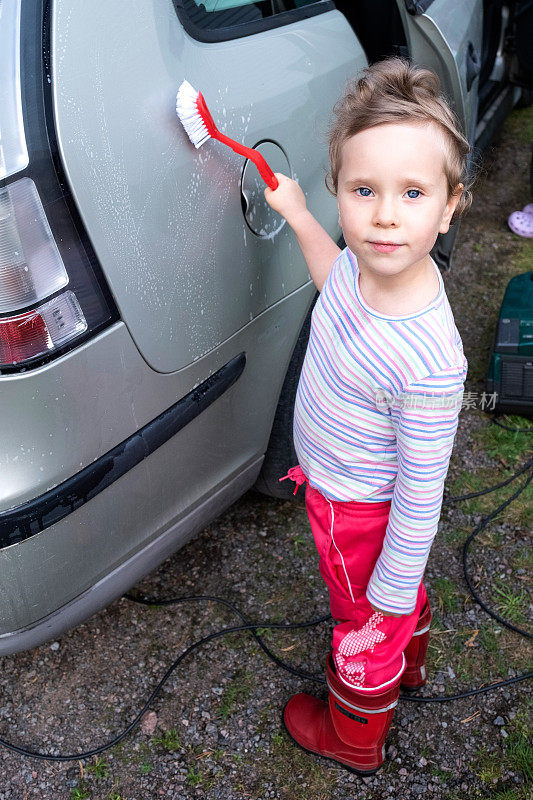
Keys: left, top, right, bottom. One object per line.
{"left": 264, "top": 172, "right": 341, "bottom": 292}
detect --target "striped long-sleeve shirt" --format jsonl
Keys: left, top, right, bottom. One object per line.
{"left": 293, "top": 246, "right": 468, "bottom": 614}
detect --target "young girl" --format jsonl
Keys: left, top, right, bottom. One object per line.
{"left": 264, "top": 57, "right": 470, "bottom": 775}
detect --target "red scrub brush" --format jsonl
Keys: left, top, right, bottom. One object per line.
{"left": 176, "top": 80, "right": 279, "bottom": 191}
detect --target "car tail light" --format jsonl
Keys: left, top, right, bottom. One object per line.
{"left": 0, "top": 291, "right": 86, "bottom": 367}
{"left": 0, "top": 178, "right": 69, "bottom": 313}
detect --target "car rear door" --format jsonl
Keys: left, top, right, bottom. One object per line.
{"left": 51, "top": 0, "right": 367, "bottom": 373}
{"left": 397, "top": 0, "right": 483, "bottom": 145}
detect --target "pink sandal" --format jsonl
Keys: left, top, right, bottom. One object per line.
{"left": 508, "top": 203, "right": 533, "bottom": 238}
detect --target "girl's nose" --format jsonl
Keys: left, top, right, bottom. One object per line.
{"left": 373, "top": 198, "right": 398, "bottom": 228}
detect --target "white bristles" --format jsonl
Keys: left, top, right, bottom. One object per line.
{"left": 176, "top": 79, "right": 211, "bottom": 149}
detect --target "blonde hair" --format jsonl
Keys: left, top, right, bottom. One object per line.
{"left": 325, "top": 57, "right": 474, "bottom": 223}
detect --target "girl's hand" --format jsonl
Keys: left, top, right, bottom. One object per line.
{"left": 264, "top": 172, "right": 307, "bottom": 225}
{"left": 369, "top": 601, "right": 403, "bottom": 618}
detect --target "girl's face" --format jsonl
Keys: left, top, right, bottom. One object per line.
{"left": 336, "top": 121, "right": 463, "bottom": 280}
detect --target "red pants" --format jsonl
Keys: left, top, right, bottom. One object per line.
{"left": 281, "top": 466, "right": 427, "bottom": 693}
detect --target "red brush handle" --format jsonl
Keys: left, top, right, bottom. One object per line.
{"left": 215, "top": 132, "right": 279, "bottom": 190}
{"left": 197, "top": 92, "right": 279, "bottom": 191}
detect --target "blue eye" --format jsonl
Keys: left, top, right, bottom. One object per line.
{"left": 355, "top": 187, "right": 372, "bottom": 197}
{"left": 406, "top": 189, "right": 421, "bottom": 199}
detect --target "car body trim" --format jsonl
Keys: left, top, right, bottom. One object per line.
{"left": 0, "top": 352, "right": 246, "bottom": 549}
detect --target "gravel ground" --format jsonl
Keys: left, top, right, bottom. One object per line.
{"left": 0, "top": 107, "right": 532, "bottom": 800}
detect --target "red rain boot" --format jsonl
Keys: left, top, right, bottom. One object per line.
{"left": 401, "top": 599, "right": 432, "bottom": 690}
{"left": 282, "top": 652, "right": 400, "bottom": 774}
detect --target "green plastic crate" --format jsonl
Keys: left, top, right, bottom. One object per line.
{"left": 486, "top": 270, "right": 533, "bottom": 416}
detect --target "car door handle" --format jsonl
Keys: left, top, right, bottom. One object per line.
{"left": 466, "top": 41, "right": 481, "bottom": 92}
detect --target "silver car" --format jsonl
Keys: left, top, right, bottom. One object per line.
{"left": 0, "top": 0, "right": 530, "bottom": 654}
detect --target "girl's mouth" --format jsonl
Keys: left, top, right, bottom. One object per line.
{"left": 370, "top": 242, "right": 403, "bottom": 253}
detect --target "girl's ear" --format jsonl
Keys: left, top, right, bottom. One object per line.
{"left": 439, "top": 183, "right": 463, "bottom": 234}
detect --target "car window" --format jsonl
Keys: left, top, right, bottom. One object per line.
{"left": 175, "top": 0, "right": 333, "bottom": 40}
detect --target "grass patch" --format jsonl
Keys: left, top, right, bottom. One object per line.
{"left": 480, "top": 528, "right": 506, "bottom": 549}
{"left": 448, "top": 462, "right": 532, "bottom": 530}
{"left": 70, "top": 784, "right": 91, "bottom": 800}
{"left": 433, "top": 576, "right": 461, "bottom": 613}
{"left": 478, "top": 624, "right": 501, "bottom": 654}
{"left": 491, "top": 579, "right": 528, "bottom": 624}
{"left": 476, "top": 746, "right": 502, "bottom": 784}
{"left": 183, "top": 754, "right": 219, "bottom": 791}
{"left": 430, "top": 766, "right": 453, "bottom": 780}
{"left": 474, "top": 707, "right": 532, "bottom": 791}
{"left": 473, "top": 418, "right": 533, "bottom": 470}
{"left": 292, "top": 532, "right": 307, "bottom": 554}
{"left": 455, "top": 647, "right": 503, "bottom": 683}
{"left": 86, "top": 758, "right": 110, "bottom": 780}
{"left": 511, "top": 236, "right": 533, "bottom": 275}
{"left": 489, "top": 625, "right": 532, "bottom": 673}
{"left": 218, "top": 669, "right": 255, "bottom": 719}
{"left": 487, "top": 789, "right": 530, "bottom": 800}
{"left": 449, "top": 619, "right": 531, "bottom": 682}
{"left": 186, "top": 766, "right": 203, "bottom": 787}
{"left": 106, "top": 783, "right": 123, "bottom": 800}
{"left": 447, "top": 468, "right": 496, "bottom": 515}
{"left": 513, "top": 544, "right": 533, "bottom": 571}
{"left": 425, "top": 618, "right": 532, "bottom": 683}
{"left": 504, "top": 709, "right": 533, "bottom": 782}
{"left": 442, "top": 525, "right": 469, "bottom": 546}
{"left": 151, "top": 727, "right": 181, "bottom": 753}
